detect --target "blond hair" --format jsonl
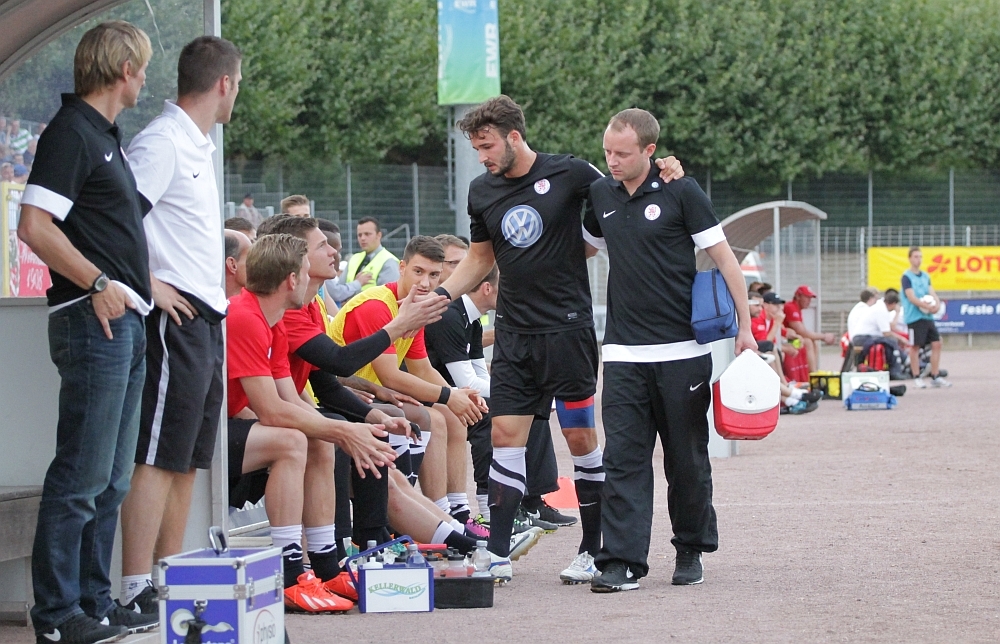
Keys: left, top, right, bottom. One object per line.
{"left": 434, "top": 234, "right": 468, "bottom": 251}
{"left": 280, "top": 194, "right": 310, "bottom": 214}
{"left": 246, "top": 233, "right": 308, "bottom": 295}
{"left": 74, "top": 21, "right": 153, "bottom": 96}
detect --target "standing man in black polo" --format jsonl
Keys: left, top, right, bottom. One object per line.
{"left": 118, "top": 36, "right": 242, "bottom": 617}
{"left": 435, "top": 95, "right": 684, "bottom": 581}
{"left": 17, "top": 21, "right": 158, "bottom": 644}
{"left": 583, "top": 108, "right": 754, "bottom": 593}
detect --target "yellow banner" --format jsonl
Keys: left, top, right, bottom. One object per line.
{"left": 868, "top": 246, "right": 1000, "bottom": 292}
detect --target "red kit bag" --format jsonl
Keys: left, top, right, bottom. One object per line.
{"left": 713, "top": 350, "right": 781, "bottom": 440}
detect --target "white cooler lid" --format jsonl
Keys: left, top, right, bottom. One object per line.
{"left": 716, "top": 350, "right": 781, "bottom": 413}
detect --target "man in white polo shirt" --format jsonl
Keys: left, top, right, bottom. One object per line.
{"left": 117, "top": 36, "right": 242, "bottom": 616}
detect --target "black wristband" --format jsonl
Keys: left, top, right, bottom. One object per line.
{"left": 434, "top": 286, "right": 452, "bottom": 301}
{"left": 437, "top": 386, "right": 451, "bottom": 405}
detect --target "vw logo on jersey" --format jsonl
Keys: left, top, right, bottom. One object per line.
{"left": 644, "top": 204, "right": 661, "bottom": 220}
{"left": 534, "top": 179, "right": 550, "bottom": 194}
{"left": 502, "top": 205, "right": 544, "bottom": 248}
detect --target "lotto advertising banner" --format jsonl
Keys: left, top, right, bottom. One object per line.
{"left": 868, "top": 246, "right": 1000, "bottom": 292}
{"left": 933, "top": 299, "right": 1000, "bottom": 334}
{"left": 2, "top": 182, "right": 52, "bottom": 297}
{"left": 438, "top": 0, "right": 501, "bottom": 105}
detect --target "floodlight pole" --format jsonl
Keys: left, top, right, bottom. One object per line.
{"left": 773, "top": 205, "right": 781, "bottom": 297}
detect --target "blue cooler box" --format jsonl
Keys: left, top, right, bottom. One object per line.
{"left": 158, "top": 547, "right": 283, "bottom": 644}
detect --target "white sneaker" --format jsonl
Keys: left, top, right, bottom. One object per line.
{"left": 560, "top": 552, "right": 597, "bottom": 584}
{"left": 509, "top": 526, "right": 544, "bottom": 561}
{"left": 930, "top": 375, "right": 952, "bottom": 388}
{"left": 913, "top": 377, "right": 927, "bottom": 388}
{"left": 487, "top": 552, "right": 512, "bottom": 582}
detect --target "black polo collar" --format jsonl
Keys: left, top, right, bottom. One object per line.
{"left": 61, "top": 93, "right": 122, "bottom": 142}
{"left": 610, "top": 160, "right": 664, "bottom": 200}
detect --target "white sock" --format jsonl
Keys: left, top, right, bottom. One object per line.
{"left": 783, "top": 395, "right": 798, "bottom": 406}
{"left": 431, "top": 521, "right": 455, "bottom": 545}
{"left": 304, "top": 524, "right": 337, "bottom": 554}
{"left": 450, "top": 519, "right": 464, "bottom": 532}
{"left": 270, "top": 524, "right": 303, "bottom": 550}
{"left": 476, "top": 494, "right": 489, "bottom": 520}
{"left": 447, "top": 492, "right": 469, "bottom": 510}
{"left": 121, "top": 574, "right": 151, "bottom": 605}
{"left": 490, "top": 446, "right": 527, "bottom": 494}
{"left": 789, "top": 388, "right": 805, "bottom": 400}
{"left": 434, "top": 496, "right": 450, "bottom": 513}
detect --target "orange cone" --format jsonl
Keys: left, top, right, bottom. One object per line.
{"left": 542, "top": 476, "right": 579, "bottom": 509}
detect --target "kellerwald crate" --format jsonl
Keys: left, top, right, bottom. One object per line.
{"left": 158, "top": 547, "right": 283, "bottom": 644}
{"left": 347, "top": 536, "right": 434, "bottom": 614}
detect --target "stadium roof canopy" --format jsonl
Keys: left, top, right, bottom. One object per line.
{"left": 0, "top": 0, "right": 128, "bottom": 82}
{"left": 696, "top": 200, "right": 827, "bottom": 270}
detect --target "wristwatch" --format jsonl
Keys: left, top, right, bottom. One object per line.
{"left": 89, "top": 272, "right": 109, "bottom": 295}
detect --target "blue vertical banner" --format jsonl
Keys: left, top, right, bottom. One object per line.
{"left": 438, "top": 0, "right": 501, "bottom": 105}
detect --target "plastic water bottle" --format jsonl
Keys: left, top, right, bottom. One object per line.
{"left": 472, "top": 540, "right": 491, "bottom": 577}
{"left": 363, "top": 540, "right": 383, "bottom": 569}
{"left": 405, "top": 544, "right": 426, "bottom": 568}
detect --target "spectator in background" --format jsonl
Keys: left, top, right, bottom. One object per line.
{"left": 0, "top": 116, "right": 8, "bottom": 146}
{"left": 846, "top": 288, "right": 880, "bottom": 344}
{"left": 13, "top": 163, "right": 29, "bottom": 183}
{"left": 224, "top": 229, "right": 251, "bottom": 298}
{"left": 345, "top": 216, "right": 399, "bottom": 291}
{"left": 25, "top": 137, "right": 38, "bottom": 165}
{"left": 9, "top": 118, "right": 31, "bottom": 154}
{"left": 236, "top": 192, "right": 262, "bottom": 226}
{"left": 281, "top": 193, "right": 311, "bottom": 216}
{"left": 783, "top": 285, "right": 836, "bottom": 373}
{"left": 224, "top": 215, "right": 256, "bottom": 241}
{"left": 756, "top": 282, "right": 773, "bottom": 296}
{"left": 902, "top": 247, "right": 950, "bottom": 388}
{"left": 884, "top": 288, "right": 910, "bottom": 340}
{"left": 0, "top": 162, "right": 13, "bottom": 182}
{"left": 0, "top": 144, "right": 11, "bottom": 162}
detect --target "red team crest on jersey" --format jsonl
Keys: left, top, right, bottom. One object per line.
{"left": 644, "top": 204, "right": 661, "bottom": 220}
{"left": 534, "top": 179, "right": 550, "bottom": 194}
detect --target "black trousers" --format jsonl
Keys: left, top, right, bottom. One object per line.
{"left": 467, "top": 405, "right": 559, "bottom": 498}
{"left": 596, "top": 355, "right": 718, "bottom": 578}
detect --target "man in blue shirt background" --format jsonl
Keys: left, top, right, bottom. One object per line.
{"left": 901, "top": 246, "right": 951, "bottom": 388}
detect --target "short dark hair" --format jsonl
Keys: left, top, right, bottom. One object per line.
{"left": 402, "top": 236, "right": 445, "bottom": 263}
{"left": 757, "top": 282, "right": 773, "bottom": 295}
{"left": 860, "top": 288, "right": 877, "bottom": 303}
{"left": 884, "top": 288, "right": 899, "bottom": 297}
{"left": 260, "top": 214, "right": 318, "bottom": 241}
{"left": 316, "top": 219, "right": 340, "bottom": 234}
{"left": 357, "top": 216, "right": 381, "bottom": 233}
{"left": 474, "top": 263, "right": 499, "bottom": 290}
{"left": 909, "top": 246, "right": 921, "bottom": 257}
{"left": 178, "top": 36, "right": 241, "bottom": 96}
{"left": 884, "top": 292, "right": 900, "bottom": 306}
{"left": 608, "top": 108, "right": 660, "bottom": 148}
{"left": 224, "top": 216, "right": 254, "bottom": 235}
{"left": 458, "top": 95, "right": 526, "bottom": 140}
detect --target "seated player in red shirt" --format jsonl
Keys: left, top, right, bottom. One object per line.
{"left": 226, "top": 233, "right": 396, "bottom": 613}
{"left": 330, "top": 236, "right": 488, "bottom": 518}
{"left": 262, "top": 216, "right": 485, "bottom": 568}
{"left": 783, "top": 285, "right": 836, "bottom": 373}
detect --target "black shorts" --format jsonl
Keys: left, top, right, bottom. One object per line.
{"left": 908, "top": 318, "right": 940, "bottom": 347}
{"left": 490, "top": 326, "right": 599, "bottom": 418}
{"left": 135, "top": 308, "right": 224, "bottom": 472}
{"left": 227, "top": 417, "right": 268, "bottom": 509}
{"left": 756, "top": 340, "right": 775, "bottom": 352}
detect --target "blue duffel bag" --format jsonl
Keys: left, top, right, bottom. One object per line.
{"left": 691, "top": 268, "right": 738, "bottom": 344}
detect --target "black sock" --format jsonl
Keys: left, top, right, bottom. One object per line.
{"left": 333, "top": 448, "right": 353, "bottom": 561}
{"left": 575, "top": 478, "right": 603, "bottom": 555}
{"left": 486, "top": 477, "right": 524, "bottom": 557}
{"left": 444, "top": 530, "right": 478, "bottom": 555}
{"left": 521, "top": 494, "right": 542, "bottom": 512}
{"left": 282, "top": 543, "right": 305, "bottom": 588}
{"left": 350, "top": 439, "right": 389, "bottom": 549}
{"left": 450, "top": 507, "right": 471, "bottom": 524}
{"left": 307, "top": 550, "right": 341, "bottom": 582}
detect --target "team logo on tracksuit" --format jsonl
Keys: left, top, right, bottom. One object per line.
{"left": 502, "top": 205, "right": 544, "bottom": 248}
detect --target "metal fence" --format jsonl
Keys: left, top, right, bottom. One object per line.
{"left": 225, "top": 161, "right": 999, "bottom": 333}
